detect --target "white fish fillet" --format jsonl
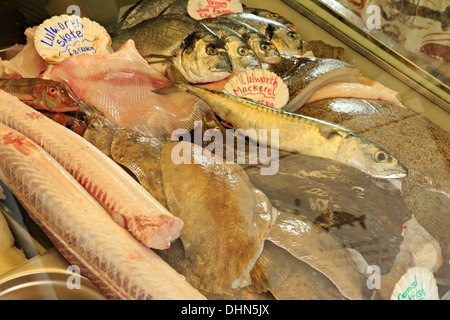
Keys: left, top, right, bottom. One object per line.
{"left": 0, "top": 123, "right": 205, "bottom": 300}
{"left": 0, "top": 90, "right": 182, "bottom": 250}
{"left": 44, "top": 40, "right": 209, "bottom": 138}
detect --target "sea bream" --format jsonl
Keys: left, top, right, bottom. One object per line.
{"left": 155, "top": 82, "right": 408, "bottom": 179}
{"left": 222, "top": 13, "right": 303, "bottom": 56}
{"left": 0, "top": 123, "right": 204, "bottom": 300}
{"left": 206, "top": 16, "right": 281, "bottom": 65}
{"left": 112, "top": 15, "right": 232, "bottom": 83}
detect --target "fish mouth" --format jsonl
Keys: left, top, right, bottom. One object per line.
{"left": 210, "top": 67, "right": 233, "bottom": 73}
{"left": 368, "top": 168, "right": 408, "bottom": 179}
{"left": 287, "top": 24, "right": 296, "bottom": 31}
{"left": 260, "top": 55, "right": 282, "bottom": 64}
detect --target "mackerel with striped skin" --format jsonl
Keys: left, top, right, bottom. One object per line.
{"left": 155, "top": 82, "right": 408, "bottom": 179}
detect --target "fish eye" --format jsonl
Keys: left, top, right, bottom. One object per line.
{"left": 48, "top": 86, "right": 60, "bottom": 96}
{"left": 88, "top": 119, "right": 102, "bottom": 131}
{"left": 65, "top": 122, "right": 75, "bottom": 130}
{"left": 271, "top": 13, "right": 281, "bottom": 19}
{"left": 260, "top": 43, "right": 270, "bottom": 52}
{"left": 79, "top": 115, "right": 88, "bottom": 123}
{"left": 206, "top": 46, "right": 218, "bottom": 55}
{"left": 374, "top": 151, "right": 389, "bottom": 163}
{"left": 288, "top": 32, "right": 299, "bottom": 39}
{"left": 237, "top": 47, "right": 249, "bottom": 56}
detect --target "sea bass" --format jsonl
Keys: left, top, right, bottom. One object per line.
{"left": 0, "top": 90, "right": 183, "bottom": 250}
{"left": 112, "top": 15, "right": 232, "bottom": 83}
{"left": 0, "top": 78, "right": 81, "bottom": 112}
{"left": 0, "top": 123, "right": 204, "bottom": 300}
{"left": 155, "top": 82, "right": 408, "bottom": 179}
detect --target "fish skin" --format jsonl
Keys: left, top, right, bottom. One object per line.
{"left": 46, "top": 40, "right": 210, "bottom": 139}
{"left": 112, "top": 15, "right": 232, "bottom": 84}
{"left": 0, "top": 78, "right": 81, "bottom": 112}
{"left": 118, "top": 0, "right": 179, "bottom": 30}
{"left": 39, "top": 111, "right": 87, "bottom": 136}
{"left": 0, "top": 123, "right": 205, "bottom": 300}
{"left": 242, "top": 7, "right": 296, "bottom": 31}
{"left": 198, "top": 22, "right": 262, "bottom": 71}
{"left": 208, "top": 16, "right": 281, "bottom": 64}
{"left": 0, "top": 90, "right": 183, "bottom": 250}
{"left": 154, "top": 82, "right": 408, "bottom": 179}
{"left": 223, "top": 13, "right": 303, "bottom": 56}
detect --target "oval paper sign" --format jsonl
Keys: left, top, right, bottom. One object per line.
{"left": 188, "top": 0, "right": 243, "bottom": 20}
{"left": 391, "top": 267, "right": 439, "bottom": 300}
{"left": 35, "top": 15, "right": 111, "bottom": 64}
{"left": 223, "top": 69, "right": 289, "bottom": 109}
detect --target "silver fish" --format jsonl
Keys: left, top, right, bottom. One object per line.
{"left": 113, "top": 15, "right": 232, "bottom": 83}
{"left": 155, "top": 82, "right": 408, "bottom": 179}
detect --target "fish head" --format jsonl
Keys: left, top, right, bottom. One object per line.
{"left": 179, "top": 32, "right": 233, "bottom": 83}
{"left": 35, "top": 81, "right": 81, "bottom": 113}
{"left": 247, "top": 34, "right": 281, "bottom": 64}
{"left": 337, "top": 134, "right": 408, "bottom": 179}
{"left": 270, "top": 27, "right": 303, "bottom": 55}
{"left": 40, "top": 111, "right": 87, "bottom": 136}
{"left": 83, "top": 115, "right": 120, "bottom": 157}
{"left": 222, "top": 35, "right": 262, "bottom": 71}
{"left": 256, "top": 10, "right": 296, "bottom": 30}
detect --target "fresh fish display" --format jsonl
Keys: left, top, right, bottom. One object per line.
{"left": 158, "top": 142, "right": 278, "bottom": 296}
{"left": 112, "top": 15, "right": 232, "bottom": 83}
{"left": 0, "top": 90, "right": 183, "bottom": 250}
{"left": 39, "top": 111, "right": 88, "bottom": 136}
{"left": 45, "top": 40, "right": 210, "bottom": 138}
{"left": 206, "top": 16, "right": 281, "bottom": 65}
{"left": 155, "top": 82, "right": 408, "bottom": 179}
{"left": 268, "top": 55, "right": 361, "bottom": 111}
{"left": 0, "top": 78, "right": 82, "bottom": 113}
{"left": 0, "top": 123, "right": 205, "bottom": 300}
{"left": 244, "top": 153, "right": 412, "bottom": 274}
{"left": 198, "top": 22, "right": 261, "bottom": 71}
{"left": 300, "top": 97, "right": 450, "bottom": 279}
{"left": 222, "top": 13, "right": 303, "bottom": 55}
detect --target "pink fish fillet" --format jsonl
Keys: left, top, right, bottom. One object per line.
{"left": 44, "top": 40, "right": 209, "bottom": 138}
{"left": 0, "top": 90, "right": 183, "bottom": 250}
{"left": 0, "top": 123, "right": 205, "bottom": 300}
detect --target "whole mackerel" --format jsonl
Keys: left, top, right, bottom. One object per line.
{"left": 155, "top": 82, "right": 408, "bottom": 179}
{"left": 0, "top": 90, "right": 183, "bottom": 250}
{"left": 0, "top": 123, "right": 204, "bottom": 300}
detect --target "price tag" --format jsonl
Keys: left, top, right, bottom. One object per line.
{"left": 223, "top": 69, "right": 289, "bottom": 109}
{"left": 187, "top": 0, "right": 243, "bottom": 20}
{"left": 34, "top": 15, "right": 111, "bottom": 64}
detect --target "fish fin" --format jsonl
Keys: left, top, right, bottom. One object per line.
{"left": 166, "top": 61, "right": 189, "bottom": 83}
{"left": 248, "top": 240, "right": 291, "bottom": 293}
{"left": 359, "top": 214, "right": 367, "bottom": 230}
{"left": 152, "top": 81, "right": 189, "bottom": 95}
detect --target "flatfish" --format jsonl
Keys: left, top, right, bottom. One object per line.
{"left": 300, "top": 97, "right": 450, "bottom": 279}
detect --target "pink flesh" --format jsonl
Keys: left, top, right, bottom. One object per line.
{"left": 45, "top": 40, "right": 209, "bottom": 138}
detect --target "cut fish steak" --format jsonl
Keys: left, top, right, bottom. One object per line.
{"left": 0, "top": 89, "right": 182, "bottom": 250}
{"left": 0, "top": 123, "right": 205, "bottom": 300}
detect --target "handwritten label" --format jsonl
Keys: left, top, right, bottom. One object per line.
{"left": 223, "top": 69, "right": 289, "bottom": 109}
{"left": 391, "top": 267, "right": 439, "bottom": 300}
{"left": 35, "top": 15, "right": 111, "bottom": 64}
{"left": 187, "top": 0, "right": 243, "bottom": 20}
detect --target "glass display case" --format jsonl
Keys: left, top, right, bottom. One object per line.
{"left": 0, "top": 0, "right": 448, "bottom": 302}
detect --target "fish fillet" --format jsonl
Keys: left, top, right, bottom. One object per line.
{"left": 0, "top": 123, "right": 205, "bottom": 300}
{"left": 44, "top": 40, "right": 209, "bottom": 138}
{"left": 0, "top": 90, "right": 182, "bottom": 250}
